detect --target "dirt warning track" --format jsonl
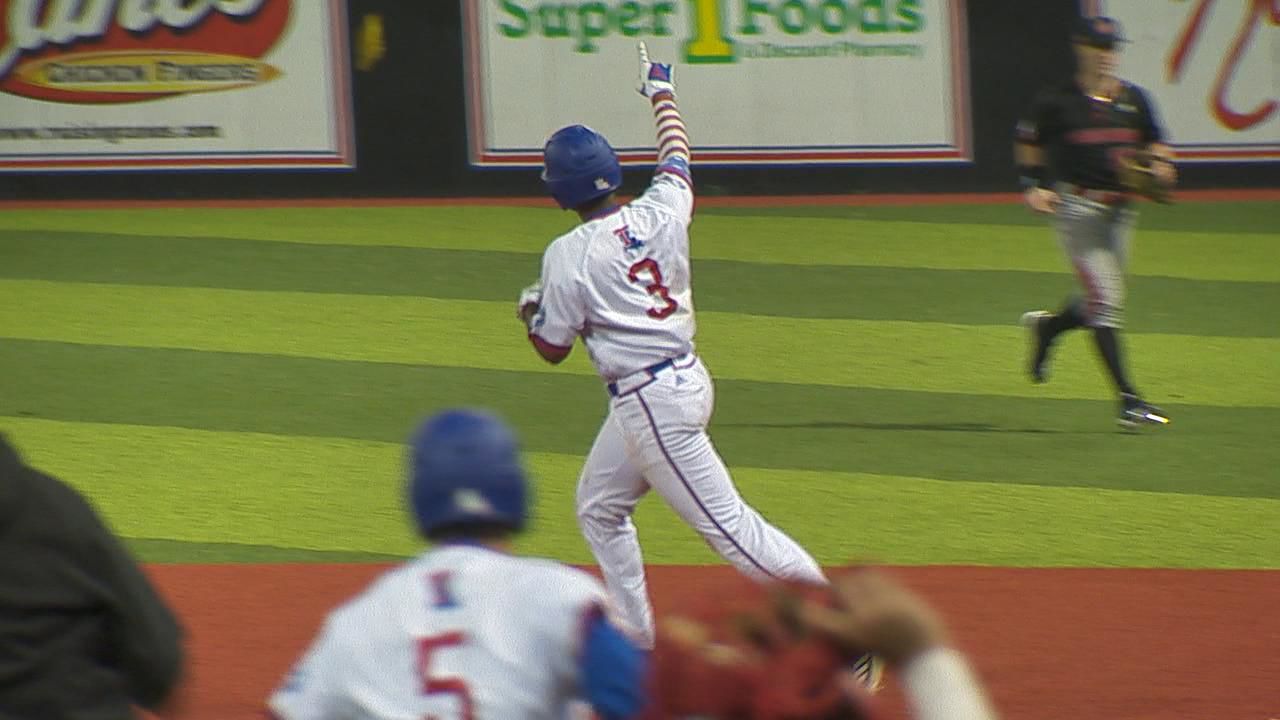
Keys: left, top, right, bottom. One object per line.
{"left": 144, "top": 564, "right": 1280, "bottom": 720}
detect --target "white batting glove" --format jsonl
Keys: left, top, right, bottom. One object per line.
{"left": 517, "top": 281, "right": 543, "bottom": 326}
{"left": 636, "top": 41, "right": 675, "bottom": 99}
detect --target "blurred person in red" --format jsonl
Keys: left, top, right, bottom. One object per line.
{"left": 644, "top": 566, "right": 1000, "bottom": 720}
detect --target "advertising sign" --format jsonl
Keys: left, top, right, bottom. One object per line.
{"left": 0, "top": 0, "right": 354, "bottom": 171}
{"left": 1087, "top": 0, "right": 1279, "bottom": 161}
{"left": 464, "top": 0, "right": 972, "bottom": 166}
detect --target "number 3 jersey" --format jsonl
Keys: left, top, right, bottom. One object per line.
{"left": 267, "top": 545, "right": 614, "bottom": 720}
{"left": 532, "top": 161, "right": 696, "bottom": 381}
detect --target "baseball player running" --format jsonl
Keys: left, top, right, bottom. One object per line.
{"left": 517, "top": 43, "right": 831, "bottom": 652}
{"left": 1015, "top": 15, "right": 1175, "bottom": 428}
{"left": 267, "top": 409, "right": 647, "bottom": 720}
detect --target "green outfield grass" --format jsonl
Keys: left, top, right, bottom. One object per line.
{"left": 1, "top": 201, "right": 1277, "bottom": 568}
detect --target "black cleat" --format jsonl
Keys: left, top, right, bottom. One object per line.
{"left": 1118, "top": 394, "right": 1170, "bottom": 429}
{"left": 1020, "top": 310, "right": 1054, "bottom": 383}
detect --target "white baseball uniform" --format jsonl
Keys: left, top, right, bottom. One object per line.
{"left": 267, "top": 544, "right": 644, "bottom": 720}
{"left": 531, "top": 102, "right": 825, "bottom": 648}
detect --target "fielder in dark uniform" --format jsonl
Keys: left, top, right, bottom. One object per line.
{"left": 1014, "top": 15, "right": 1176, "bottom": 428}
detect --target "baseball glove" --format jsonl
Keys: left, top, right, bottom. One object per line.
{"left": 642, "top": 577, "right": 881, "bottom": 720}
{"left": 1117, "top": 150, "right": 1174, "bottom": 203}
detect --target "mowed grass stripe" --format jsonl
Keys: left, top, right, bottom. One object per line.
{"left": 4, "top": 231, "right": 1275, "bottom": 337}
{"left": 699, "top": 199, "right": 1280, "bottom": 234}
{"left": 6, "top": 417, "right": 1277, "bottom": 568}
{"left": 1, "top": 207, "right": 1274, "bottom": 281}
{"left": 3, "top": 280, "right": 1276, "bottom": 407}
{"left": 124, "top": 538, "right": 406, "bottom": 563}
{"left": 3, "top": 339, "right": 1278, "bottom": 499}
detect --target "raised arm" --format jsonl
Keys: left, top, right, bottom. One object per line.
{"left": 637, "top": 42, "right": 689, "bottom": 169}
{"left": 635, "top": 43, "right": 693, "bottom": 223}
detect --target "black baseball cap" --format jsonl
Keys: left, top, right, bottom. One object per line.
{"left": 1073, "top": 15, "right": 1128, "bottom": 48}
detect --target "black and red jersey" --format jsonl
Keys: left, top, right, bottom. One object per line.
{"left": 1016, "top": 78, "right": 1166, "bottom": 191}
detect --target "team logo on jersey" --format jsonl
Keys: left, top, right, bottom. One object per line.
{"left": 613, "top": 225, "right": 644, "bottom": 251}
{"left": 428, "top": 571, "right": 459, "bottom": 609}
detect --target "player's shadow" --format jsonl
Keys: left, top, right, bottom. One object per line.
{"left": 719, "top": 421, "right": 1064, "bottom": 434}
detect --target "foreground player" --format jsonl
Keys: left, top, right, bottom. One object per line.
{"left": 804, "top": 568, "right": 1000, "bottom": 720}
{"left": 647, "top": 567, "right": 1001, "bottom": 720}
{"left": 517, "top": 43, "right": 832, "bottom": 653}
{"left": 1015, "top": 15, "right": 1174, "bottom": 428}
{"left": 267, "top": 409, "right": 646, "bottom": 720}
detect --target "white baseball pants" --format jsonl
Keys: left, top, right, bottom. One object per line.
{"left": 575, "top": 355, "right": 826, "bottom": 647}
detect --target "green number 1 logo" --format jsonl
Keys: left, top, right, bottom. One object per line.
{"left": 683, "top": 0, "right": 736, "bottom": 63}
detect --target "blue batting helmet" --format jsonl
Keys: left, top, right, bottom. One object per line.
{"left": 542, "top": 124, "right": 622, "bottom": 210}
{"left": 408, "top": 409, "right": 528, "bottom": 536}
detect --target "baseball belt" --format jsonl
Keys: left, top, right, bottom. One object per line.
{"left": 607, "top": 354, "right": 695, "bottom": 397}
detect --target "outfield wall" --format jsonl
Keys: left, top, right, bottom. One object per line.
{"left": 0, "top": 0, "right": 1275, "bottom": 200}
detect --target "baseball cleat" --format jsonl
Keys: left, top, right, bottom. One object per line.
{"left": 1117, "top": 394, "right": 1170, "bottom": 428}
{"left": 1020, "top": 310, "right": 1054, "bottom": 383}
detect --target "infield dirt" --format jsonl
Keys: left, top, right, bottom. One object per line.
{"left": 145, "top": 564, "right": 1280, "bottom": 720}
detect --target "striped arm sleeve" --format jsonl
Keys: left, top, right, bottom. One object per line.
{"left": 651, "top": 91, "right": 691, "bottom": 170}
{"left": 643, "top": 90, "right": 693, "bottom": 221}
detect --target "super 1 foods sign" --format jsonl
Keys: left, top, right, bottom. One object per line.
{"left": 464, "top": 0, "right": 971, "bottom": 165}
{"left": 496, "top": 0, "right": 926, "bottom": 59}
{"left": 0, "top": 0, "right": 353, "bottom": 171}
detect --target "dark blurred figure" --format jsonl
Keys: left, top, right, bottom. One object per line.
{"left": 0, "top": 434, "right": 186, "bottom": 719}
